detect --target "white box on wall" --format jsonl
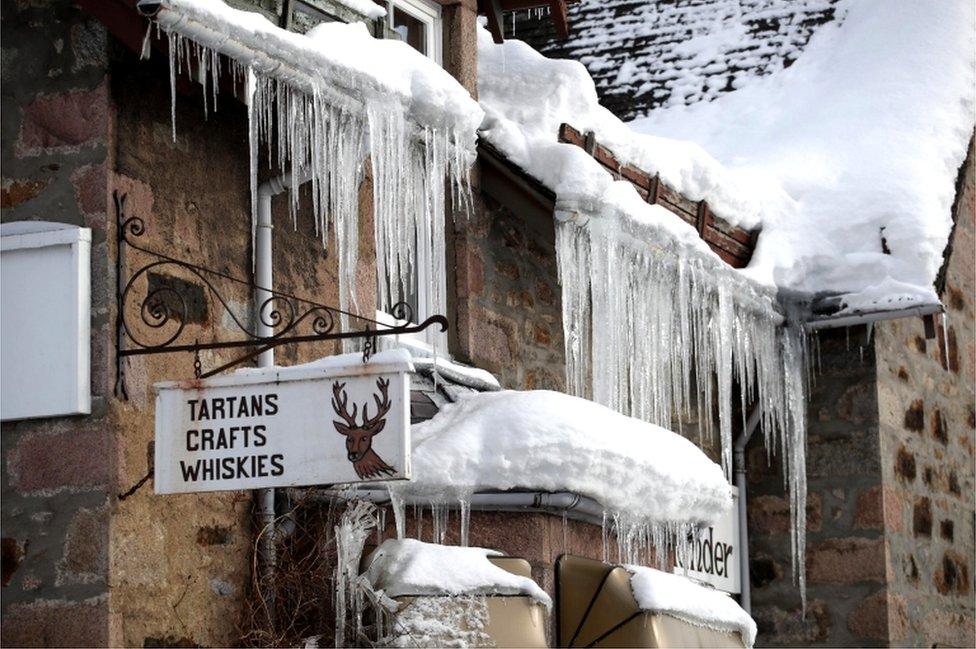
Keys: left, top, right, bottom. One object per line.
{"left": 1, "top": 221, "right": 91, "bottom": 421}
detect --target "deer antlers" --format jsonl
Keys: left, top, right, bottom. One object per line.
{"left": 331, "top": 378, "right": 392, "bottom": 431}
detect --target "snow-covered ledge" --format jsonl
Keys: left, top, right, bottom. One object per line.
{"left": 375, "top": 389, "right": 734, "bottom": 566}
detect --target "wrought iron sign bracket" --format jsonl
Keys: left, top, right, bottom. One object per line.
{"left": 113, "top": 191, "right": 447, "bottom": 400}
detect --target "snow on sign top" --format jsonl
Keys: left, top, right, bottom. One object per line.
{"left": 388, "top": 389, "right": 734, "bottom": 528}
{"left": 479, "top": 0, "right": 976, "bottom": 311}
{"left": 626, "top": 565, "right": 757, "bottom": 648}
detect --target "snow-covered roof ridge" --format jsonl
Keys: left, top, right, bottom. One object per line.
{"left": 386, "top": 389, "right": 734, "bottom": 528}
{"left": 626, "top": 565, "right": 757, "bottom": 648}
{"left": 364, "top": 538, "right": 552, "bottom": 606}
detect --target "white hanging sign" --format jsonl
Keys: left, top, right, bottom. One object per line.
{"left": 673, "top": 487, "right": 741, "bottom": 594}
{"left": 154, "top": 357, "right": 412, "bottom": 494}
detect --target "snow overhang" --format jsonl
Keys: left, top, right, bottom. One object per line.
{"left": 137, "top": 0, "right": 484, "bottom": 135}
{"left": 383, "top": 389, "right": 735, "bottom": 531}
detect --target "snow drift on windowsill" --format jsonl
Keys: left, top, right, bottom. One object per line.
{"left": 626, "top": 565, "right": 757, "bottom": 648}
{"left": 364, "top": 538, "right": 552, "bottom": 606}
{"left": 477, "top": 0, "right": 975, "bottom": 311}
{"left": 388, "top": 390, "right": 733, "bottom": 527}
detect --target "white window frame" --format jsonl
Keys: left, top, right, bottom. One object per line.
{"left": 378, "top": 0, "right": 443, "bottom": 64}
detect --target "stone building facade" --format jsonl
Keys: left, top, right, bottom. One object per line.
{"left": 745, "top": 141, "right": 975, "bottom": 647}
{"left": 1, "top": 1, "right": 973, "bottom": 648}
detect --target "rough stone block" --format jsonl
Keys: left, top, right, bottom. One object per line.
{"left": 6, "top": 428, "right": 109, "bottom": 495}
{"left": 847, "top": 588, "right": 888, "bottom": 641}
{"left": 894, "top": 445, "right": 916, "bottom": 482}
{"left": 748, "top": 493, "right": 821, "bottom": 534}
{"left": 912, "top": 496, "right": 932, "bottom": 538}
{"left": 752, "top": 600, "right": 830, "bottom": 645}
{"left": 16, "top": 83, "right": 108, "bottom": 155}
{"left": 70, "top": 162, "right": 107, "bottom": 217}
{"left": 903, "top": 399, "right": 924, "bottom": 431}
{"left": 1, "top": 178, "right": 49, "bottom": 209}
{"left": 934, "top": 550, "right": 970, "bottom": 595}
{"left": 806, "top": 537, "right": 885, "bottom": 584}
{"left": 2, "top": 536, "right": 26, "bottom": 586}
{"left": 57, "top": 505, "right": 108, "bottom": 585}
{"left": 853, "top": 485, "right": 883, "bottom": 529}
{"left": 1, "top": 597, "right": 108, "bottom": 647}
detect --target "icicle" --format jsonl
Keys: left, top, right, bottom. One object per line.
{"left": 140, "top": 23, "right": 153, "bottom": 60}
{"left": 561, "top": 511, "right": 569, "bottom": 553}
{"left": 555, "top": 212, "right": 810, "bottom": 604}
{"left": 601, "top": 511, "right": 609, "bottom": 564}
{"left": 941, "top": 311, "right": 950, "bottom": 363}
{"left": 387, "top": 487, "right": 406, "bottom": 539}
{"left": 167, "top": 31, "right": 177, "bottom": 142}
{"left": 334, "top": 500, "right": 378, "bottom": 648}
{"left": 246, "top": 66, "right": 259, "bottom": 273}
{"left": 459, "top": 496, "right": 471, "bottom": 547}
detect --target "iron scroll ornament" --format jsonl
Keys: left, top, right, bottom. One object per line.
{"left": 113, "top": 191, "right": 448, "bottom": 399}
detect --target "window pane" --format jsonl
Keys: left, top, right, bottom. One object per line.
{"left": 393, "top": 6, "right": 427, "bottom": 56}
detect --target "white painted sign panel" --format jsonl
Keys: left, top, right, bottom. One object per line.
{"left": 1, "top": 222, "right": 91, "bottom": 421}
{"left": 674, "top": 486, "right": 741, "bottom": 594}
{"left": 154, "top": 357, "right": 411, "bottom": 494}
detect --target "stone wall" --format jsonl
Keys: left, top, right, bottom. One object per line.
{"left": 873, "top": 138, "right": 975, "bottom": 647}
{"left": 105, "top": 40, "right": 378, "bottom": 647}
{"left": 747, "top": 326, "right": 888, "bottom": 647}
{"left": 453, "top": 191, "right": 566, "bottom": 391}
{"left": 1, "top": 2, "right": 113, "bottom": 646}
{"left": 2, "top": 5, "right": 380, "bottom": 644}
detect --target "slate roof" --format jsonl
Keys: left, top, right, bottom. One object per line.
{"left": 507, "top": 0, "right": 843, "bottom": 121}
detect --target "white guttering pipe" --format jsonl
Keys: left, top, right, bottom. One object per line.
{"left": 804, "top": 302, "right": 944, "bottom": 331}
{"left": 735, "top": 407, "right": 762, "bottom": 615}
{"left": 254, "top": 171, "right": 312, "bottom": 624}
{"left": 310, "top": 488, "right": 610, "bottom": 527}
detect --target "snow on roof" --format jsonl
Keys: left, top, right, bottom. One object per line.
{"left": 389, "top": 389, "right": 733, "bottom": 528}
{"left": 479, "top": 0, "right": 975, "bottom": 311}
{"left": 154, "top": 0, "right": 482, "bottom": 134}
{"left": 632, "top": 0, "right": 975, "bottom": 312}
{"left": 332, "top": 0, "right": 387, "bottom": 20}
{"left": 477, "top": 24, "right": 773, "bottom": 253}
{"left": 510, "top": 0, "right": 842, "bottom": 121}
{"left": 626, "top": 565, "right": 757, "bottom": 648}
{"left": 364, "top": 538, "right": 552, "bottom": 606}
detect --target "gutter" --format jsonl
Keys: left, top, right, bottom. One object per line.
{"left": 137, "top": 0, "right": 367, "bottom": 115}
{"left": 302, "top": 488, "right": 609, "bottom": 527}
{"left": 254, "top": 170, "right": 312, "bottom": 625}
{"left": 803, "top": 302, "right": 944, "bottom": 331}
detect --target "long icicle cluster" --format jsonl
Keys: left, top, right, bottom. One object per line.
{"left": 162, "top": 28, "right": 474, "bottom": 333}
{"left": 556, "top": 214, "right": 809, "bottom": 605}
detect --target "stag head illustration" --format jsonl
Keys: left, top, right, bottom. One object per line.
{"left": 331, "top": 377, "right": 396, "bottom": 479}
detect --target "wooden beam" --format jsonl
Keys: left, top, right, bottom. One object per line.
{"left": 482, "top": 0, "right": 506, "bottom": 43}
{"left": 548, "top": 0, "right": 569, "bottom": 38}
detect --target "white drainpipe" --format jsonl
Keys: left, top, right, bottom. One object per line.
{"left": 735, "top": 407, "right": 762, "bottom": 614}
{"left": 254, "top": 171, "right": 311, "bottom": 624}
